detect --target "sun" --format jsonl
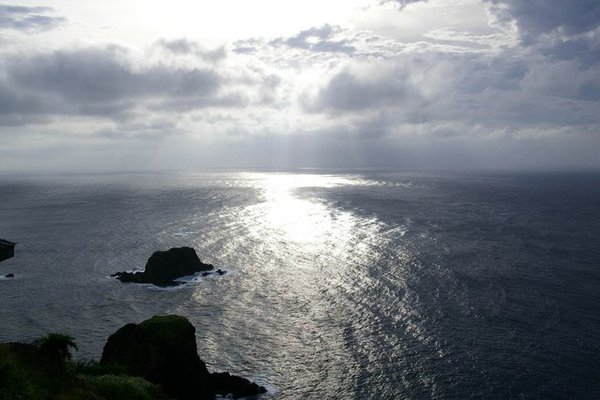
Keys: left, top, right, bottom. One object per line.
{"left": 64, "top": 0, "right": 374, "bottom": 45}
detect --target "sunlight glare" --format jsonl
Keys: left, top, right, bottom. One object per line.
{"left": 247, "top": 174, "right": 359, "bottom": 245}
{"left": 135, "top": 0, "right": 373, "bottom": 41}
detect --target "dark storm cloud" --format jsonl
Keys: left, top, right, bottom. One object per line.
{"left": 488, "top": 0, "right": 600, "bottom": 65}
{"left": 306, "top": 53, "right": 526, "bottom": 114}
{"left": 0, "top": 84, "right": 49, "bottom": 126}
{"left": 306, "top": 50, "right": 600, "bottom": 131}
{"left": 386, "top": 0, "right": 600, "bottom": 45}
{"left": 156, "top": 38, "right": 227, "bottom": 61}
{"left": 0, "top": 83, "right": 44, "bottom": 115}
{"left": 379, "top": 0, "right": 600, "bottom": 66}
{"left": 488, "top": 0, "right": 600, "bottom": 38}
{"left": 10, "top": 47, "right": 221, "bottom": 103}
{"left": 540, "top": 36, "right": 600, "bottom": 66}
{"left": 271, "top": 25, "right": 356, "bottom": 54}
{"left": 0, "top": 46, "right": 233, "bottom": 125}
{"left": 0, "top": 4, "right": 65, "bottom": 31}
{"left": 305, "top": 68, "right": 416, "bottom": 112}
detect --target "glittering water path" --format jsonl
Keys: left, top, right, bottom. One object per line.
{"left": 1, "top": 171, "right": 599, "bottom": 399}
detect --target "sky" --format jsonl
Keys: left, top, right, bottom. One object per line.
{"left": 0, "top": 0, "right": 599, "bottom": 171}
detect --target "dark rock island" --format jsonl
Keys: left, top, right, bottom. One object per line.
{"left": 112, "top": 247, "right": 214, "bottom": 286}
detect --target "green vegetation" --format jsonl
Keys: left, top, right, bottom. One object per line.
{"left": 80, "top": 375, "right": 168, "bottom": 400}
{"left": 0, "top": 334, "right": 168, "bottom": 400}
{"left": 139, "top": 315, "right": 193, "bottom": 338}
{"left": 35, "top": 333, "right": 78, "bottom": 363}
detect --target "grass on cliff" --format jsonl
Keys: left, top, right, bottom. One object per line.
{"left": 0, "top": 334, "right": 168, "bottom": 400}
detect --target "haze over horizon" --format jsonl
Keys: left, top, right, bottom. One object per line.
{"left": 1, "top": 0, "right": 599, "bottom": 172}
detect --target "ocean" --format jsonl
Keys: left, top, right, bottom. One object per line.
{"left": 1, "top": 170, "right": 599, "bottom": 399}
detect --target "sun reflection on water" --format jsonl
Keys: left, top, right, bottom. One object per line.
{"left": 248, "top": 174, "right": 359, "bottom": 244}
{"left": 182, "top": 172, "right": 422, "bottom": 398}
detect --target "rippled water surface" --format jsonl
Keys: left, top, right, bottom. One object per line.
{"left": 1, "top": 171, "right": 599, "bottom": 399}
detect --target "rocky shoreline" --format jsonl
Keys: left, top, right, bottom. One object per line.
{"left": 0, "top": 315, "right": 266, "bottom": 400}
{"left": 1, "top": 247, "right": 265, "bottom": 399}
{"left": 102, "top": 315, "right": 266, "bottom": 399}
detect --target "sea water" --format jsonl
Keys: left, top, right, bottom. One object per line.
{"left": 1, "top": 170, "right": 599, "bottom": 399}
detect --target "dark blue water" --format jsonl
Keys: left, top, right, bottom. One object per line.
{"left": 1, "top": 171, "right": 599, "bottom": 399}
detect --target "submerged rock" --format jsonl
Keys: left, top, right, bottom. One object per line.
{"left": 100, "top": 315, "right": 266, "bottom": 399}
{"left": 202, "top": 268, "right": 227, "bottom": 277}
{"left": 111, "top": 247, "right": 213, "bottom": 286}
{"left": 209, "top": 371, "right": 266, "bottom": 398}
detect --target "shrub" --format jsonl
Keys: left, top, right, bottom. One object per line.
{"left": 35, "top": 333, "right": 77, "bottom": 363}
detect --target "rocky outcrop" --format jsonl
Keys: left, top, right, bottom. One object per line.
{"left": 0, "top": 239, "right": 16, "bottom": 263}
{"left": 100, "top": 315, "right": 266, "bottom": 399}
{"left": 111, "top": 247, "right": 213, "bottom": 286}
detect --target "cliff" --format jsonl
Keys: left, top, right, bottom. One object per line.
{"left": 0, "top": 316, "right": 265, "bottom": 400}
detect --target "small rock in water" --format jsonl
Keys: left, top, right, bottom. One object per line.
{"left": 202, "top": 269, "right": 226, "bottom": 277}
{"left": 111, "top": 247, "right": 213, "bottom": 286}
{"left": 5, "top": 273, "right": 14, "bottom": 278}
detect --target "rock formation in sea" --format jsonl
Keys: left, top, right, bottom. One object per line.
{"left": 111, "top": 247, "right": 214, "bottom": 286}
{"left": 100, "top": 315, "right": 266, "bottom": 399}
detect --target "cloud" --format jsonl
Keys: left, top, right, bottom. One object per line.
{"left": 1, "top": 0, "right": 599, "bottom": 171}
{"left": 539, "top": 35, "right": 600, "bottom": 66}
{"left": 302, "top": 48, "right": 600, "bottom": 136}
{"left": 270, "top": 25, "right": 356, "bottom": 54}
{"left": 0, "top": 83, "right": 50, "bottom": 126}
{"left": 10, "top": 47, "right": 221, "bottom": 103}
{"left": 379, "top": 0, "right": 427, "bottom": 9}
{"left": 0, "top": 45, "right": 281, "bottom": 126}
{"left": 0, "top": 4, "right": 65, "bottom": 32}
{"left": 303, "top": 66, "right": 418, "bottom": 112}
{"left": 231, "top": 8, "right": 599, "bottom": 157}
{"left": 156, "top": 38, "right": 227, "bottom": 61}
{"left": 232, "top": 40, "right": 261, "bottom": 56}
{"left": 520, "top": 60, "right": 600, "bottom": 101}
{"left": 487, "top": 0, "right": 600, "bottom": 66}
{"left": 369, "top": 0, "right": 600, "bottom": 66}
{"left": 488, "top": 0, "right": 600, "bottom": 38}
